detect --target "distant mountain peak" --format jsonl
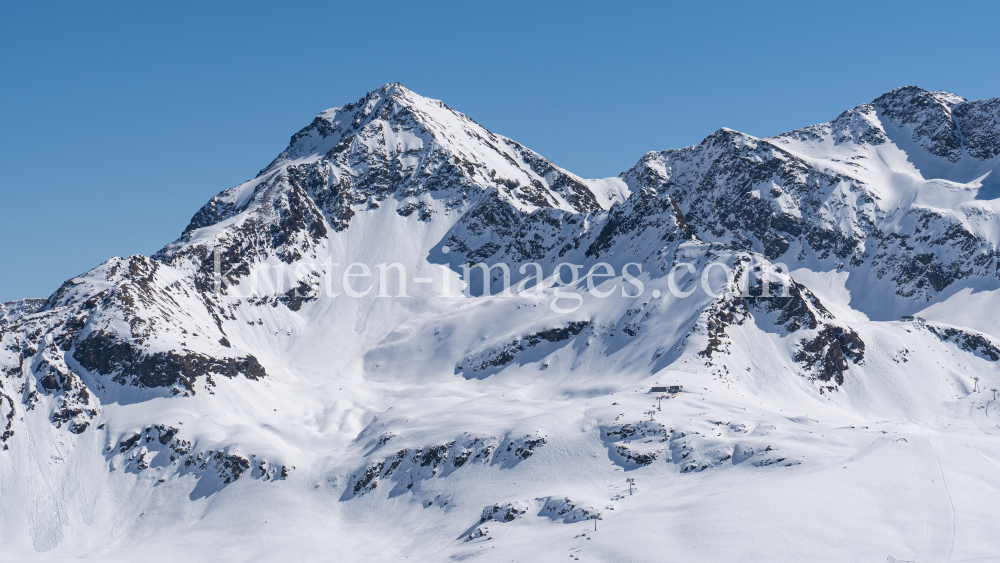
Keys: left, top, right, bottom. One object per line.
{"left": 874, "top": 85, "right": 965, "bottom": 106}
{"left": 872, "top": 86, "right": 967, "bottom": 161}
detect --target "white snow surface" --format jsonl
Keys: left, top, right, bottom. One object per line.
{"left": 2, "top": 84, "right": 1000, "bottom": 562}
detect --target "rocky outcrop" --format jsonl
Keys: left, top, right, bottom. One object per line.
{"left": 346, "top": 433, "right": 545, "bottom": 499}
{"left": 457, "top": 321, "right": 590, "bottom": 376}
{"left": 112, "top": 424, "right": 289, "bottom": 484}
{"left": 794, "top": 326, "right": 865, "bottom": 386}
{"left": 73, "top": 330, "right": 265, "bottom": 392}
{"left": 922, "top": 321, "right": 1000, "bottom": 361}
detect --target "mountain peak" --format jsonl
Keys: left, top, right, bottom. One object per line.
{"left": 163, "top": 82, "right": 611, "bottom": 262}
{"left": 253, "top": 83, "right": 605, "bottom": 214}
{"left": 872, "top": 85, "right": 965, "bottom": 107}
{"left": 315, "top": 82, "right": 419, "bottom": 121}
{"left": 871, "top": 86, "right": 967, "bottom": 161}
{"left": 273, "top": 82, "right": 442, "bottom": 166}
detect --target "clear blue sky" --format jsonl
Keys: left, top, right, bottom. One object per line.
{"left": 2, "top": 0, "right": 999, "bottom": 302}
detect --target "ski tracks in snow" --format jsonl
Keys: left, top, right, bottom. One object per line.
{"left": 911, "top": 437, "right": 955, "bottom": 563}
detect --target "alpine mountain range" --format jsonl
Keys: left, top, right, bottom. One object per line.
{"left": 3, "top": 84, "right": 1000, "bottom": 562}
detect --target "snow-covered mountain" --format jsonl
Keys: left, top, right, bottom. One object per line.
{"left": 2, "top": 84, "right": 1000, "bottom": 562}
{"left": 624, "top": 87, "right": 1000, "bottom": 314}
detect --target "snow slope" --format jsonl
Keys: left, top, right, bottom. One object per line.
{"left": 2, "top": 84, "right": 1000, "bottom": 562}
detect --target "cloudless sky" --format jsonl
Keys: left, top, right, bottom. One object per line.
{"left": 2, "top": 0, "right": 999, "bottom": 302}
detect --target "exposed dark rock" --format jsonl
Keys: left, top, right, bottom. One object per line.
{"left": 954, "top": 97, "right": 1000, "bottom": 161}
{"left": 605, "top": 421, "right": 666, "bottom": 467}
{"left": 586, "top": 189, "right": 690, "bottom": 258}
{"left": 0, "top": 392, "right": 15, "bottom": 446}
{"left": 873, "top": 86, "right": 963, "bottom": 161}
{"left": 480, "top": 502, "right": 528, "bottom": 523}
{"left": 113, "top": 424, "right": 284, "bottom": 486}
{"left": 74, "top": 330, "right": 265, "bottom": 391}
{"left": 459, "top": 321, "right": 590, "bottom": 374}
{"left": 923, "top": 322, "right": 1000, "bottom": 361}
{"left": 794, "top": 326, "right": 865, "bottom": 385}
{"left": 277, "top": 280, "right": 318, "bottom": 312}
{"left": 347, "top": 434, "right": 543, "bottom": 498}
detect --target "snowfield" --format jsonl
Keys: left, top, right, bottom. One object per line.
{"left": 2, "top": 84, "right": 1000, "bottom": 562}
